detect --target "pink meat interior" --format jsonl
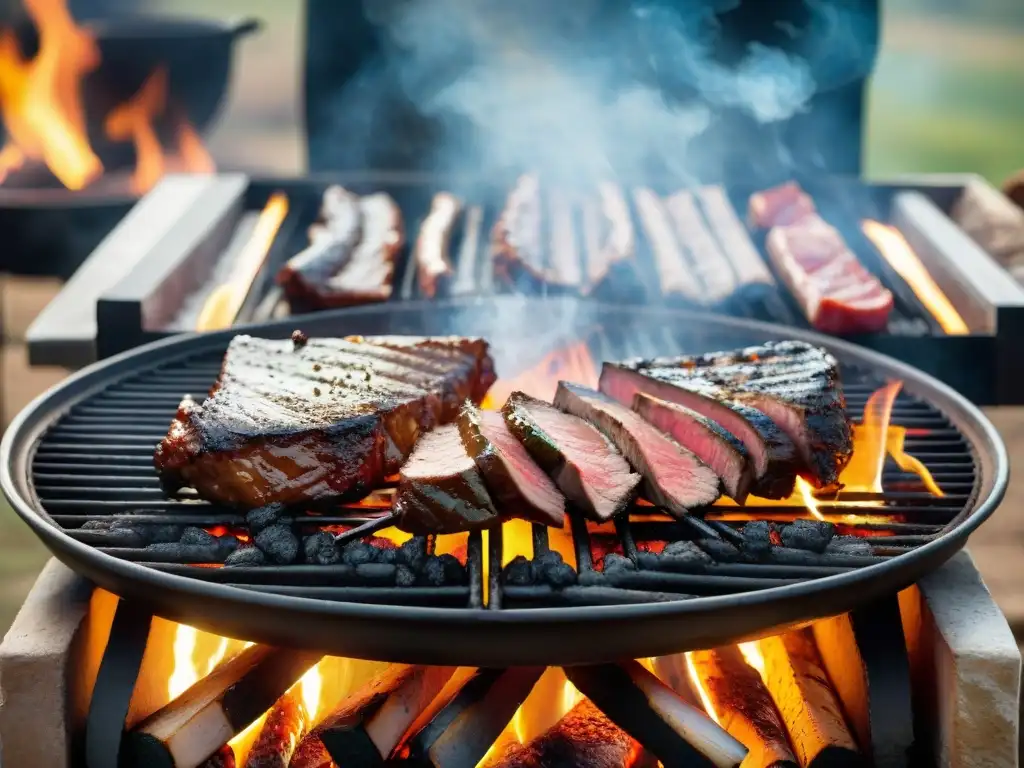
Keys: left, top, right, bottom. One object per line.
{"left": 478, "top": 410, "right": 564, "bottom": 522}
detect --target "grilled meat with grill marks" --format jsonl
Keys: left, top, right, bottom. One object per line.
{"left": 415, "top": 192, "right": 461, "bottom": 298}
{"left": 633, "top": 394, "right": 753, "bottom": 503}
{"left": 502, "top": 391, "right": 640, "bottom": 521}
{"left": 492, "top": 173, "right": 546, "bottom": 290}
{"left": 154, "top": 334, "right": 495, "bottom": 509}
{"left": 616, "top": 340, "right": 852, "bottom": 490}
{"left": 393, "top": 424, "right": 501, "bottom": 534}
{"left": 554, "top": 382, "right": 721, "bottom": 515}
{"left": 458, "top": 402, "right": 565, "bottom": 528}
{"left": 599, "top": 364, "right": 799, "bottom": 499}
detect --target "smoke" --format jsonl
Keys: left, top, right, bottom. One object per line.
{"left": 316, "top": 0, "right": 826, "bottom": 186}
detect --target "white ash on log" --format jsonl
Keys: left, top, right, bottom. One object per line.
{"left": 650, "top": 654, "right": 703, "bottom": 709}
{"left": 121, "top": 645, "right": 323, "bottom": 768}
{"left": 290, "top": 664, "right": 455, "bottom": 767}
{"left": 755, "top": 630, "right": 865, "bottom": 767}
{"left": 563, "top": 660, "right": 748, "bottom": 768}
{"left": 687, "top": 648, "right": 798, "bottom": 768}
{"left": 488, "top": 698, "right": 654, "bottom": 768}
{"left": 405, "top": 667, "right": 545, "bottom": 767}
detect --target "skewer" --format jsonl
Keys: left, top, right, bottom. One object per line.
{"left": 331, "top": 512, "right": 400, "bottom": 547}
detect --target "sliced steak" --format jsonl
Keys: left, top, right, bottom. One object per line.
{"left": 619, "top": 340, "right": 852, "bottom": 489}
{"left": 633, "top": 394, "right": 753, "bottom": 502}
{"left": 394, "top": 425, "right": 501, "bottom": 534}
{"left": 492, "top": 173, "right": 547, "bottom": 290}
{"left": 633, "top": 187, "right": 704, "bottom": 304}
{"left": 599, "top": 363, "right": 799, "bottom": 499}
{"left": 502, "top": 391, "right": 640, "bottom": 521}
{"left": 155, "top": 334, "right": 494, "bottom": 509}
{"left": 458, "top": 402, "right": 565, "bottom": 527}
{"left": 553, "top": 382, "right": 721, "bottom": 515}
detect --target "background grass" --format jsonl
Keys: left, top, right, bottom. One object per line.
{"left": 2, "top": 1, "right": 1023, "bottom": 635}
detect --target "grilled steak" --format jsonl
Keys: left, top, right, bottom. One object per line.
{"left": 458, "top": 402, "right": 565, "bottom": 527}
{"left": 393, "top": 425, "right": 501, "bottom": 534}
{"left": 599, "top": 363, "right": 799, "bottom": 499}
{"left": 502, "top": 391, "right": 640, "bottom": 521}
{"left": 154, "top": 334, "right": 495, "bottom": 509}
{"left": 696, "top": 186, "right": 776, "bottom": 290}
{"left": 767, "top": 214, "right": 894, "bottom": 334}
{"left": 278, "top": 186, "right": 362, "bottom": 307}
{"left": 554, "top": 382, "right": 720, "bottom": 514}
{"left": 282, "top": 192, "right": 404, "bottom": 310}
{"left": 633, "top": 394, "right": 753, "bottom": 502}
{"left": 582, "top": 182, "right": 635, "bottom": 295}
{"left": 614, "top": 340, "right": 853, "bottom": 490}
{"left": 748, "top": 181, "right": 816, "bottom": 229}
{"left": 492, "top": 173, "right": 546, "bottom": 290}
{"left": 415, "top": 192, "right": 461, "bottom": 298}
{"left": 666, "top": 190, "right": 738, "bottom": 305}
{"left": 633, "top": 187, "right": 703, "bottom": 304}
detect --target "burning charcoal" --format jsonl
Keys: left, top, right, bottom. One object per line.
{"left": 397, "top": 537, "right": 428, "bottom": 571}
{"left": 417, "top": 556, "right": 447, "bottom": 587}
{"left": 437, "top": 553, "right": 467, "bottom": 585}
{"left": 342, "top": 541, "right": 378, "bottom": 566}
{"left": 503, "top": 555, "right": 536, "bottom": 586}
{"left": 303, "top": 532, "right": 342, "bottom": 565}
{"left": 535, "top": 550, "right": 576, "bottom": 588}
{"left": 224, "top": 546, "right": 266, "bottom": 568}
{"left": 396, "top": 564, "right": 417, "bottom": 587}
{"left": 740, "top": 521, "right": 777, "bottom": 558}
{"left": 246, "top": 503, "right": 286, "bottom": 534}
{"left": 602, "top": 553, "right": 636, "bottom": 573}
{"left": 781, "top": 519, "right": 836, "bottom": 553}
{"left": 146, "top": 523, "right": 187, "bottom": 544}
{"left": 376, "top": 546, "right": 398, "bottom": 565}
{"left": 697, "top": 538, "right": 741, "bottom": 562}
{"left": 254, "top": 523, "right": 300, "bottom": 565}
{"left": 180, "top": 526, "right": 218, "bottom": 546}
{"left": 825, "top": 535, "right": 873, "bottom": 556}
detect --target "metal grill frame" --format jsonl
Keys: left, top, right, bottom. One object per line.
{"left": 1, "top": 298, "right": 1008, "bottom": 665}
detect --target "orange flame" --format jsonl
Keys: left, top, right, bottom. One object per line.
{"left": 0, "top": 0, "right": 101, "bottom": 189}
{"left": 482, "top": 341, "right": 598, "bottom": 409}
{"left": 0, "top": 0, "right": 213, "bottom": 193}
{"left": 862, "top": 220, "right": 968, "bottom": 335}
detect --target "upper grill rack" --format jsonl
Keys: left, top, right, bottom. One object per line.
{"left": 250, "top": 180, "right": 939, "bottom": 338}
{"left": 29, "top": 326, "right": 978, "bottom": 611}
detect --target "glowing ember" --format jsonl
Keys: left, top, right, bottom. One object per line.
{"left": 0, "top": 0, "right": 214, "bottom": 192}
{"left": 862, "top": 220, "right": 968, "bottom": 335}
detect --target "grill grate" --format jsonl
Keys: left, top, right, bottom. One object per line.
{"left": 29, "top": 327, "right": 978, "bottom": 611}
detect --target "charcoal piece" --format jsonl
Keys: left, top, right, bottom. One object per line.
{"left": 662, "top": 540, "right": 713, "bottom": 564}
{"left": 225, "top": 546, "right": 267, "bottom": 567}
{"left": 437, "top": 553, "right": 467, "bottom": 585}
{"left": 543, "top": 561, "right": 577, "bottom": 588}
{"left": 254, "top": 523, "right": 300, "bottom": 564}
{"left": 602, "top": 553, "right": 636, "bottom": 573}
{"left": 503, "top": 556, "right": 536, "bottom": 586}
{"left": 780, "top": 519, "right": 836, "bottom": 553}
{"left": 342, "top": 541, "right": 378, "bottom": 566}
{"left": 418, "top": 556, "right": 447, "bottom": 586}
{"left": 740, "top": 521, "right": 777, "bottom": 558}
{"left": 180, "top": 526, "right": 218, "bottom": 546}
{"left": 246, "top": 504, "right": 286, "bottom": 534}
{"left": 376, "top": 547, "right": 398, "bottom": 565}
{"left": 396, "top": 564, "right": 417, "bottom": 587}
{"left": 397, "top": 537, "right": 428, "bottom": 571}
{"left": 143, "top": 542, "right": 222, "bottom": 562}
{"left": 80, "top": 520, "right": 147, "bottom": 547}
{"left": 826, "top": 535, "right": 873, "bottom": 556}
{"left": 148, "top": 524, "right": 187, "bottom": 544}
{"left": 697, "top": 538, "right": 742, "bottom": 562}
{"left": 535, "top": 550, "right": 564, "bottom": 568}
{"left": 304, "top": 532, "right": 342, "bottom": 565}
